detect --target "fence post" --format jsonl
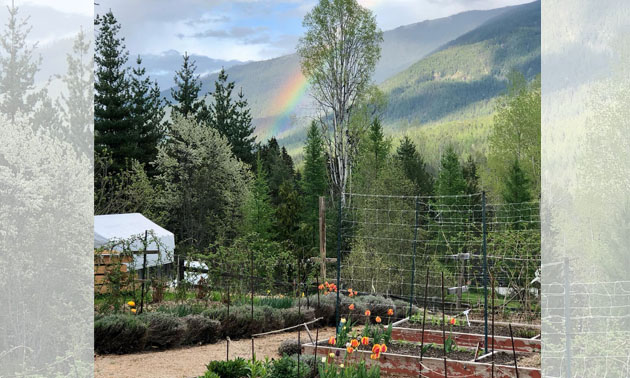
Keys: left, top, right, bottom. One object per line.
{"left": 335, "top": 194, "right": 342, "bottom": 335}
{"left": 482, "top": 191, "right": 488, "bottom": 353}
{"left": 139, "top": 230, "right": 148, "bottom": 314}
{"left": 409, "top": 196, "right": 419, "bottom": 317}
{"left": 564, "top": 257, "right": 572, "bottom": 378}
{"left": 319, "top": 196, "right": 327, "bottom": 281}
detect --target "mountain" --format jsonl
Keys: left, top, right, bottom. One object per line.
{"left": 381, "top": 1, "right": 540, "bottom": 127}
{"left": 161, "top": 5, "right": 520, "bottom": 140}
{"left": 136, "top": 50, "right": 246, "bottom": 91}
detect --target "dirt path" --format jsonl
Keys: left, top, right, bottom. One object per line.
{"left": 95, "top": 327, "right": 336, "bottom": 378}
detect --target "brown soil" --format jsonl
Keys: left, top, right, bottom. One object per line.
{"left": 401, "top": 320, "right": 539, "bottom": 338}
{"left": 95, "top": 327, "right": 336, "bottom": 378}
{"left": 387, "top": 341, "right": 540, "bottom": 368}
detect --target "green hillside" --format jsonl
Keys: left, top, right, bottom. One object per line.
{"left": 381, "top": 0, "right": 540, "bottom": 127}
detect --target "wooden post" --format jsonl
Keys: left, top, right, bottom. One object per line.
{"left": 319, "top": 196, "right": 326, "bottom": 280}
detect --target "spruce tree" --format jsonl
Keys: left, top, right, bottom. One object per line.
{"left": 94, "top": 11, "right": 135, "bottom": 171}
{"left": 243, "top": 154, "right": 275, "bottom": 240}
{"left": 169, "top": 52, "right": 205, "bottom": 120}
{"left": 130, "top": 56, "right": 164, "bottom": 175}
{"left": 435, "top": 146, "right": 467, "bottom": 208}
{"left": 503, "top": 158, "right": 531, "bottom": 204}
{"left": 365, "top": 118, "right": 389, "bottom": 174}
{"left": 301, "top": 122, "right": 328, "bottom": 245}
{"left": 259, "top": 138, "right": 295, "bottom": 206}
{"left": 396, "top": 136, "right": 433, "bottom": 196}
{"left": 209, "top": 69, "right": 256, "bottom": 165}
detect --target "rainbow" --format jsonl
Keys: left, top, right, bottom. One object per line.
{"left": 257, "top": 69, "right": 309, "bottom": 142}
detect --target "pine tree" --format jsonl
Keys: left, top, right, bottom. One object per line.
{"left": 259, "top": 138, "right": 295, "bottom": 206}
{"left": 243, "top": 154, "right": 275, "bottom": 240}
{"left": 396, "top": 136, "right": 433, "bottom": 196}
{"left": 436, "top": 146, "right": 467, "bottom": 206}
{"left": 232, "top": 87, "right": 256, "bottom": 165}
{"left": 365, "top": 118, "right": 389, "bottom": 174}
{"left": 0, "top": 2, "right": 49, "bottom": 126}
{"left": 169, "top": 52, "right": 205, "bottom": 120}
{"left": 301, "top": 122, "right": 328, "bottom": 245}
{"left": 209, "top": 69, "right": 256, "bottom": 165}
{"left": 58, "top": 29, "right": 93, "bottom": 158}
{"left": 94, "top": 11, "right": 135, "bottom": 171}
{"left": 130, "top": 56, "right": 165, "bottom": 175}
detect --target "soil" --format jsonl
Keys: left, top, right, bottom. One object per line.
{"left": 387, "top": 341, "right": 540, "bottom": 368}
{"left": 94, "top": 327, "right": 337, "bottom": 378}
{"left": 400, "top": 320, "right": 539, "bottom": 338}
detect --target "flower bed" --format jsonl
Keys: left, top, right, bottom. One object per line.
{"left": 391, "top": 318, "right": 540, "bottom": 353}
{"left": 302, "top": 341, "right": 541, "bottom": 378}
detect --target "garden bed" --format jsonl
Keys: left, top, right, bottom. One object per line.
{"left": 391, "top": 318, "right": 540, "bottom": 353}
{"left": 302, "top": 341, "right": 541, "bottom": 378}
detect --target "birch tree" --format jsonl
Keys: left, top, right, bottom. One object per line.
{"left": 297, "top": 0, "right": 382, "bottom": 201}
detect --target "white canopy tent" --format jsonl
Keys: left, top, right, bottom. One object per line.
{"left": 94, "top": 213, "right": 175, "bottom": 269}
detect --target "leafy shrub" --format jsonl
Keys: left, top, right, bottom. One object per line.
{"left": 270, "top": 355, "right": 309, "bottom": 378}
{"left": 94, "top": 314, "right": 148, "bottom": 354}
{"left": 206, "top": 357, "right": 251, "bottom": 378}
{"left": 204, "top": 305, "right": 284, "bottom": 339}
{"left": 141, "top": 312, "right": 186, "bottom": 349}
{"left": 182, "top": 315, "right": 221, "bottom": 345}
{"left": 156, "top": 303, "right": 206, "bottom": 317}
{"left": 282, "top": 307, "right": 315, "bottom": 327}
{"left": 278, "top": 339, "right": 301, "bottom": 356}
{"left": 201, "top": 372, "right": 220, "bottom": 378}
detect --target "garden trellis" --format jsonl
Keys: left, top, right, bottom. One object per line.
{"left": 338, "top": 192, "right": 541, "bottom": 321}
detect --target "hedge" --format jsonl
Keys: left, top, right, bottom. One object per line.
{"left": 94, "top": 314, "right": 148, "bottom": 354}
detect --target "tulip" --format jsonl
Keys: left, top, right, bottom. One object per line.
{"left": 346, "top": 347, "right": 354, "bottom": 354}
{"left": 361, "top": 336, "right": 370, "bottom": 345}
{"left": 131, "top": 308, "right": 137, "bottom": 314}
{"left": 351, "top": 339, "right": 359, "bottom": 348}
{"left": 329, "top": 352, "right": 335, "bottom": 358}
{"left": 328, "top": 336, "right": 336, "bottom": 345}
{"left": 370, "top": 353, "right": 378, "bottom": 360}
{"left": 365, "top": 309, "right": 371, "bottom": 317}
{"left": 375, "top": 316, "right": 382, "bottom": 323}
{"left": 450, "top": 317, "right": 457, "bottom": 325}
{"left": 387, "top": 308, "right": 394, "bottom": 316}
{"left": 127, "top": 301, "right": 135, "bottom": 307}
{"left": 349, "top": 304, "right": 355, "bottom": 310}
{"left": 318, "top": 284, "right": 325, "bottom": 290}
{"left": 381, "top": 344, "right": 387, "bottom": 353}
{"left": 372, "top": 344, "right": 381, "bottom": 354}
{"left": 340, "top": 318, "right": 346, "bottom": 324}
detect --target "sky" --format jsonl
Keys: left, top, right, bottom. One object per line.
{"left": 95, "top": 0, "right": 532, "bottom": 62}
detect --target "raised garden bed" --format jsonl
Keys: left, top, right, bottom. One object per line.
{"left": 302, "top": 341, "right": 541, "bottom": 378}
{"left": 392, "top": 318, "right": 540, "bottom": 353}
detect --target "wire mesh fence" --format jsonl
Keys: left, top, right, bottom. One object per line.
{"left": 542, "top": 259, "right": 630, "bottom": 377}
{"left": 339, "top": 192, "right": 541, "bottom": 321}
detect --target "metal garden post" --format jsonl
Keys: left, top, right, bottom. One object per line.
{"left": 482, "top": 191, "right": 488, "bottom": 353}
{"left": 409, "top": 196, "right": 420, "bottom": 317}
{"left": 564, "top": 257, "right": 572, "bottom": 378}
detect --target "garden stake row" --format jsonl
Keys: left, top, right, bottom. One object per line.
{"left": 420, "top": 267, "right": 430, "bottom": 378}
{"left": 509, "top": 324, "right": 519, "bottom": 378}
{"left": 441, "top": 271, "right": 447, "bottom": 378}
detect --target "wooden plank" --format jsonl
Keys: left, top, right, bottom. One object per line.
{"left": 94, "top": 255, "right": 134, "bottom": 265}
{"left": 95, "top": 265, "right": 128, "bottom": 274}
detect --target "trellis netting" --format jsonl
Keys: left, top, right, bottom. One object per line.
{"left": 338, "top": 192, "right": 540, "bottom": 319}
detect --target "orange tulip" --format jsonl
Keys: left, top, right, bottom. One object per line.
{"left": 365, "top": 309, "right": 371, "bottom": 317}
{"left": 318, "top": 284, "right": 325, "bottom": 290}
{"left": 351, "top": 339, "right": 359, "bottom": 348}
{"left": 372, "top": 344, "right": 381, "bottom": 354}
{"left": 375, "top": 316, "right": 382, "bottom": 323}
{"left": 370, "top": 353, "right": 378, "bottom": 360}
{"left": 348, "top": 288, "right": 353, "bottom": 293}
{"left": 328, "top": 336, "right": 336, "bottom": 345}
{"left": 346, "top": 346, "right": 354, "bottom": 354}
{"left": 354, "top": 291, "right": 358, "bottom": 296}
{"left": 361, "top": 336, "right": 370, "bottom": 345}
{"left": 131, "top": 308, "right": 136, "bottom": 314}
{"left": 387, "top": 308, "right": 394, "bottom": 316}
{"left": 450, "top": 317, "right": 456, "bottom": 325}
{"left": 349, "top": 304, "right": 355, "bottom": 310}
{"left": 381, "top": 344, "right": 387, "bottom": 353}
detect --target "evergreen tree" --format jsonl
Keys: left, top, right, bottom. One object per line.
{"left": 435, "top": 146, "right": 467, "bottom": 207}
{"left": 396, "top": 136, "right": 433, "bottom": 196}
{"left": 0, "top": 2, "right": 54, "bottom": 128}
{"left": 94, "top": 11, "right": 135, "bottom": 171}
{"left": 365, "top": 118, "right": 389, "bottom": 174}
{"left": 276, "top": 181, "right": 301, "bottom": 243}
{"left": 259, "top": 138, "right": 295, "bottom": 206}
{"left": 169, "top": 52, "right": 205, "bottom": 120}
{"left": 209, "top": 69, "right": 256, "bottom": 166}
{"left": 130, "top": 56, "right": 165, "bottom": 175}
{"left": 301, "top": 122, "right": 329, "bottom": 247}
{"left": 58, "top": 29, "right": 94, "bottom": 158}
{"left": 503, "top": 158, "right": 531, "bottom": 204}
{"left": 243, "top": 154, "right": 275, "bottom": 240}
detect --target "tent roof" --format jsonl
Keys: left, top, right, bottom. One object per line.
{"left": 94, "top": 213, "right": 174, "bottom": 267}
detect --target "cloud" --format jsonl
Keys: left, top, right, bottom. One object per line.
{"left": 181, "top": 25, "right": 269, "bottom": 40}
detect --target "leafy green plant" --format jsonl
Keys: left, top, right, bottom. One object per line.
{"left": 270, "top": 355, "right": 308, "bottom": 378}
{"left": 318, "top": 359, "right": 380, "bottom": 378}
{"left": 206, "top": 358, "right": 251, "bottom": 378}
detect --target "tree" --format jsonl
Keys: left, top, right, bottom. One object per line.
{"left": 243, "top": 154, "right": 275, "bottom": 240}
{"left": 298, "top": 0, "right": 383, "bottom": 201}
{"left": 58, "top": 29, "right": 94, "bottom": 158}
{"left": 301, "top": 122, "right": 328, "bottom": 231}
{"left": 276, "top": 181, "right": 301, "bottom": 243}
{"left": 259, "top": 138, "right": 295, "bottom": 206}
{"left": 155, "top": 114, "right": 250, "bottom": 251}
{"left": 396, "top": 136, "right": 433, "bottom": 196}
{"left": 435, "top": 146, "right": 467, "bottom": 200}
{"left": 503, "top": 158, "right": 531, "bottom": 204}
{"left": 365, "top": 118, "right": 389, "bottom": 174}
{"left": 462, "top": 155, "right": 480, "bottom": 195}
{"left": 208, "top": 69, "right": 256, "bottom": 165}
{"left": 488, "top": 71, "right": 540, "bottom": 198}
{"left": 0, "top": 2, "right": 40, "bottom": 122}
{"left": 130, "top": 56, "right": 165, "bottom": 175}
{"left": 94, "top": 11, "right": 135, "bottom": 172}
{"left": 169, "top": 52, "right": 205, "bottom": 120}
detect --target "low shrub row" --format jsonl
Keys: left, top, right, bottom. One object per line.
{"left": 202, "top": 355, "right": 315, "bottom": 378}
{"left": 310, "top": 294, "right": 416, "bottom": 326}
